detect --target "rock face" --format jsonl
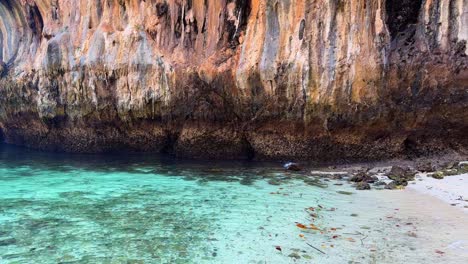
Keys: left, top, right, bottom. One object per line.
{"left": 0, "top": 0, "right": 467, "bottom": 160}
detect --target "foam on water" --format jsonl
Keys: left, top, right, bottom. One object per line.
{"left": 0, "top": 145, "right": 466, "bottom": 263}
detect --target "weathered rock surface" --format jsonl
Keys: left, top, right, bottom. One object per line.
{"left": 355, "top": 182, "right": 371, "bottom": 190}
{"left": 350, "top": 172, "right": 378, "bottom": 184}
{"left": 386, "top": 166, "right": 417, "bottom": 186}
{"left": 0, "top": 0, "right": 467, "bottom": 160}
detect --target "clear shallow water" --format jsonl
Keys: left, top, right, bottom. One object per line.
{"left": 0, "top": 144, "right": 466, "bottom": 264}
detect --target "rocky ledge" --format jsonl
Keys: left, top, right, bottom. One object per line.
{"left": 286, "top": 159, "right": 468, "bottom": 193}
{"left": 0, "top": 0, "right": 467, "bottom": 160}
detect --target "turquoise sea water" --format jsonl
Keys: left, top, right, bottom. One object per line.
{"left": 0, "top": 144, "right": 466, "bottom": 263}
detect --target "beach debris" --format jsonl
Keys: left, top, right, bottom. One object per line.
{"left": 337, "top": 190, "right": 354, "bottom": 195}
{"left": 309, "top": 224, "right": 320, "bottom": 230}
{"left": 306, "top": 243, "right": 326, "bottom": 254}
{"left": 435, "top": 250, "right": 445, "bottom": 255}
{"left": 295, "top": 222, "right": 321, "bottom": 231}
{"left": 360, "top": 235, "right": 368, "bottom": 245}
{"left": 296, "top": 223, "right": 308, "bottom": 229}
{"left": 284, "top": 162, "right": 302, "bottom": 171}
{"left": 309, "top": 212, "right": 318, "bottom": 218}
{"left": 275, "top": 246, "right": 282, "bottom": 252}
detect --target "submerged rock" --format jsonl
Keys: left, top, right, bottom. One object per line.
{"left": 0, "top": 238, "right": 17, "bottom": 246}
{"left": 288, "top": 253, "right": 301, "bottom": 259}
{"left": 374, "top": 181, "right": 387, "bottom": 186}
{"left": 337, "top": 191, "right": 354, "bottom": 195}
{"left": 310, "top": 171, "right": 348, "bottom": 180}
{"left": 303, "top": 178, "right": 329, "bottom": 188}
{"left": 267, "top": 179, "right": 281, "bottom": 186}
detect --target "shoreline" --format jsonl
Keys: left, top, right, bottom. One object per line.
{"left": 407, "top": 173, "right": 468, "bottom": 213}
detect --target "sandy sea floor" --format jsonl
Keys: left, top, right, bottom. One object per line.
{"left": 0, "top": 145, "right": 467, "bottom": 263}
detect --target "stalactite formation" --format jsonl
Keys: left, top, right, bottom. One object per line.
{"left": 0, "top": 0, "right": 467, "bottom": 160}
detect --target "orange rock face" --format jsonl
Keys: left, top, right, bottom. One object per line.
{"left": 0, "top": 0, "right": 467, "bottom": 160}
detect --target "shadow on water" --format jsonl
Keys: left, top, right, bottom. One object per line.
{"left": 0, "top": 143, "right": 311, "bottom": 186}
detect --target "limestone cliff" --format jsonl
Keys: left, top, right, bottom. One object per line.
{"left": 0, "top": 0, "right": 467, "bottom": 161}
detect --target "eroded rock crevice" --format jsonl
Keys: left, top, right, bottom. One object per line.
{"left": 385, "top": 0, "right": 423, "bottom": 39}
{"left": 0, "top": 125, "right": 4, "bottom": 143}
{"left": 26, "top": 3, "right": 44, "bottom": 38}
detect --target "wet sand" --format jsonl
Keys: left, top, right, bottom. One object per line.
{"left": 357, "top": 184, "right": 468, "bottom": 264}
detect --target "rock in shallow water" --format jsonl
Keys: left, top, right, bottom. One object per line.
{"left": 350, "top": 172, "right": 378, "bottom": 183}
{"left": 384, "top": 181, "right": 401, "bottom": 190}
{"left": 386, "top": 166, "right": 417, "bottom": 186}
{"left": 283, "top": 162, "right": 302, "bottom": 171}
{"left": 355, "top": 182, "right": 371, "bottom": 190}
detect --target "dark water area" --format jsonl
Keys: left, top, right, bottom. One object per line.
{"left": 0, "top": 143, "right": 282, "bottom": 179}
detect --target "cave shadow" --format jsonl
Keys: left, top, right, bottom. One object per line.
{"left": 385, "top": 0, "right": 423, "bottom": 39}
